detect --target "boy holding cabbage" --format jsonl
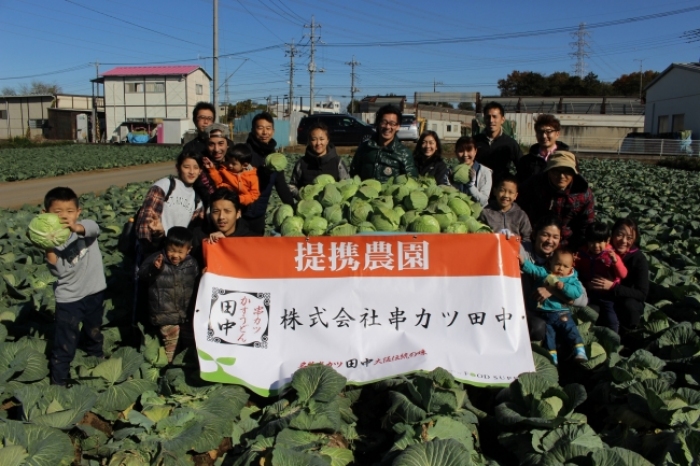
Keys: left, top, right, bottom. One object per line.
{"left": 30, "top": 187, "right": 106, "bottom": 386}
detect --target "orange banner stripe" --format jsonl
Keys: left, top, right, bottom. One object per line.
{"left": 203, "top": 234, "right": 522, "bottom": 279}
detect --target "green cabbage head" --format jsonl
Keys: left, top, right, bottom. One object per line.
{"left": 403, "top": 190, "right": 429, "bottom": 211}
{"left": 410, "top": 215, "right": 441, "bottom": 233}
{"left": 447, "top": 198, "right": 472, "bottom": 217}
{"left": 299, "top": 184, "right": 324, "bottom": 201}
{"left": 453, "top": 164, "right": 471, "bottom": 184}
{"left": 27, "top": 213, "right": 71, "bottom": 249}
{"left": 370, "top": 206, "right": 401, "bottom": 232}
{"left": 273, "top": 204, "right": 294, "bottom": 229}
{"left": 349, "top": 199, "right": 373, "bottom": 225}
{"left": 313, "top": 174, "right": 336, "bottom": 187}
{"left": 265, "top": 152, "right": 288, "bottom": 172}
{"left": 296, "top": 199, "right": 323, "bottom": 219}
{"left": 329, "top": 223, "right": 358, "bottom": 236}
{"left": 445, "top": 222, "right": 468, "bottom": 233}
{"left": 323, "top": 204, "right": 344, "bottom": 225}
{"left": 357, "top": 222, "right": 376, "bottom": 233}
{"left": 320, "top": 184, "right": 343, "bottom": 207}
{"left": 280, "top": 216, "right": 304, "bottom": 236}
{"left": 303, "top": 216, "right": 328, "bottom": 236}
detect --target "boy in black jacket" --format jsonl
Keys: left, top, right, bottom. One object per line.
{"left": 138, "top": 227, "right": 199, "bottom": 363}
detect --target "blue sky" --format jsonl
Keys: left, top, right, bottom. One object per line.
{"left": 2, "top": 0, "right": 700, "bottom": 107}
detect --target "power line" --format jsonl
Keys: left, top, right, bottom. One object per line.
{"left": 0, "top": 63, "right": 92, "bottom": 81}
{"left": 63, "top": 0, "right": 204, "bottom": 47}
{"left": 319, "top": 5, "right": 700, "bottom": 48}
{"left": 235, "top": 0, "right": 286, "bottom": 43}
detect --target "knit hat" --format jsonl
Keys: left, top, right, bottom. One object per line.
{"left": 204, "top": 123, "right": 230, "bottom": 139}
{"left": 544, "top": 151, "right": 578, "bottom": 174}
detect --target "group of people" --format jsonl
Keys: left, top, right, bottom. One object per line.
{"left": 41, "top": 100, "right": 649, "bottom": 385}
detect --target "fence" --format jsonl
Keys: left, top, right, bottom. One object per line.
{"left": 524, "top": 136, "right": 700, "bottom": 156}
{"left": 233, "top": 110, "right": 297, "bottom": 147}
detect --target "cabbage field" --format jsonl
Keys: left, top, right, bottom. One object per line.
{"left": 0, "top": 157, "right": 699, "bottom": 465}
{"left": 0, "top": 145, "right": 180, "bottom": 182}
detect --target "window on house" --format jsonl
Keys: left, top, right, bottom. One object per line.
{"left": 196, "top": 84, "right": 203, "bottom": 95}
{"left": 672, "top": 114, "right": 685, "bottom": 132}
{"left": 658, "top": 115, "right": 669, "bottom": 133}
{"left": 146, "top": 82, "right": 165, "bottom": 93}
{"left": 28, "top": 119, "right": 48, "bottom": 128}
{"left": 0, "top": 110, "right": 7, "bottom": 119}
{"left": 447, "top": 125, "right": 452, "bottom": 132}
{"left": 126, "top": 82, "right": 143, "bottom": 93}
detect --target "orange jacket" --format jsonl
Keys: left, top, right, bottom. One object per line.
{"left": 207, "top": 166, "right": 260, "bottom": 205}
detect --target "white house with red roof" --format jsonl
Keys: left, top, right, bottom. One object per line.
{"left": 94, "top": 65, "right": 211, "bottom": 141}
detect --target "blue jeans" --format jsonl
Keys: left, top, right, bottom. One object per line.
{"left": 50, "top": 291, "right": 104, "bottom": 385}
{"left": 590, "top": 292, "right": 619, "bottom": 333}
{"left": 537, "top": 310, "right": 584, "bottom": 354}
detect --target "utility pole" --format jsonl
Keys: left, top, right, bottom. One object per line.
{"left": 634, "top": 58, "right": 645, "bottom": 101}
{"left": 213, "top": 0, "right": 219, "bottom": 115}
{"left": 433, "top": 78, "right": 443, "bottom": 93}
{"left": 285, "top": 40, "right": 297, "bottom": 116}
{"left": 345, "top": 56, "right": 360, "bottom": 113}
{"left": 89, "top": 62, "right": 100, "bottom": 142}
{"left": 304, "top": 16, "right": 322, "bottom": 115}
{"left": 570, "top": 22, "right": 590, "bottom": 78}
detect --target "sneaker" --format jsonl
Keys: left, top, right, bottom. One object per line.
{"left": 550, "top": 352, "right": 558, "bottom": 366}
{"left": 574, "top": 346, "right": 588, "bottom": 362}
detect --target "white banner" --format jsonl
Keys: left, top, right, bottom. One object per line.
{"left": 193, "top": 234, "right": 534, "bottom": 396}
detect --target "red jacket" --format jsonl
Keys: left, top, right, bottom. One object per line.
{"left": 576, "top": 244, "right": 628, "bottom": 286}
{"left": 208, "top": 166, "right": 260, "bottom": 206}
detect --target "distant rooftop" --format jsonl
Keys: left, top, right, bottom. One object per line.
{"left": 102, "top": 65, "right": 208, "bottom": 78}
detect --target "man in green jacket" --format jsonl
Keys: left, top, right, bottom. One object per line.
{"left": 350, "top": 105, "right": 418, "bottom": 182}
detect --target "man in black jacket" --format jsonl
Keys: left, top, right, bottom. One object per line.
{"left": 183, "top": 102, "right": 216, "bottom": 156}
{"left": 475, "top": 101, "right": 522, "bottom": 180}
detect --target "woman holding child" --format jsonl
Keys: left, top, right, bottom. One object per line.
{"left": 413, "top": 131, "right": 450, "bottom": 186}
{"left": 289, "top": 122, "right": 350, "bottom": 198}
{"left": 520, "top": 216, "right": 588, "bottom": 343}
{"left": 587, "top": 218, "right": 649, "bottom": 333}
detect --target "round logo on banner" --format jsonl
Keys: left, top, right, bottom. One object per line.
{"left": 208, "top": 290, "right": 269, "bottom": 346}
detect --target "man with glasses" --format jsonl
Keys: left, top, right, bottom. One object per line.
{"left": 474, "top": 101, "right": 523, "bottom": 180}
{"left": 350, "top": 105, "right": 417, "bottom": 181}
{"left": 183, "top": 102, "right": 217, "bottom": 156}
{"left": 516, "top": 114, "right": 570, "bottom": 185}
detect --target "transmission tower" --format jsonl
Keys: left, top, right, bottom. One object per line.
{"left": 570, "top": 22, "right": 590, "bottom": 78}
{"left": 304, "top": 16, "right": 323, "bottom": 115}
{"left": 345, "top": 56, "right": 360, "bottom": 113}
{"left": 285, "top": 40, "right": 298, "bottom": 116}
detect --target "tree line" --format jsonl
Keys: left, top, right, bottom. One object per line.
{"left": 497, "top": 70, "right": 660, "bottom": 99}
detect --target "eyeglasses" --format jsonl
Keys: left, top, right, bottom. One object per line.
{"left": 378, "top": 120, "right": 399, "bottom": 128}
{"left": 536, "top": 129, "right": 557, "bottom": 136}
{"left": 197, "top": 115, "right": 214, "bottom": 122}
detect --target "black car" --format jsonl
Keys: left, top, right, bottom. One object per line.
{"left": 297, "top": 114, "right": 375, "bottom": 146}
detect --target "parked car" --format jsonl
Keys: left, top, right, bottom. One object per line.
{"left": 397, "top": 114, "right": 419, "bottom": 142}
{"left": 297, "top": 114, "right": 375, "bottom": 146}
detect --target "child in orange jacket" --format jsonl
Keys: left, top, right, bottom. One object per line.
{"left": 203, "top": 143, "right": 260, "bottom": 206}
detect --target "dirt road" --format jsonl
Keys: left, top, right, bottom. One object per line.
{"left": 0, "top": 162, "right": 175, "bottom": 209}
